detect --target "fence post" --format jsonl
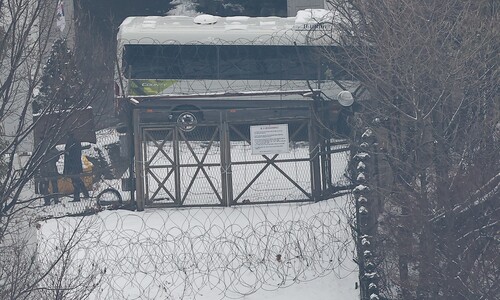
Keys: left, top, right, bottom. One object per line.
{"left": 220, "top": 112, "right": 233, "bottom": 206}
{"left": 122, "top": 100, "right": 136, "bottom": 207}
{"left": 353, "top": 127, "right": 381, "bottom": 300}
{"left": 309, "top": 104, "right": 322, "bottom": 201}
{"left": 133, "top": 109, "right": 145, "bottom": 211}
{"left": 173, "top": 127, "right": 181, "bottom": 205}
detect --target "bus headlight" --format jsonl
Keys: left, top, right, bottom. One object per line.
{"left": 337, "top": 91, "right": 354, "bottom": 107}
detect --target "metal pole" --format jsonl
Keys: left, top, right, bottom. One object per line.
{"left": 220, "top": 111, "right": 233, "bottom": 206}
{"left": 133, "top": 109, "right": 144, "bottom": 211}
{"left": 173, "top": 126, "right": 181, "bottom": 205}
{"left": 309, "top": 103, "right": 321, "bottom": 201}
{"left": 127, "top": 103, "right": 136, "bottom": 206}
{"left": 220, "top": 112, "right": 228, "bottom": 206}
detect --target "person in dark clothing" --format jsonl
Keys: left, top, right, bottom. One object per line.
{"left": 64, "top": 132, "right": 90, "bottom": 201}
{"left": 336, "top": 107, "right": 354, "bottom": 137}
{"left": 39, "top": 147, "right": 61, "bottom": 205}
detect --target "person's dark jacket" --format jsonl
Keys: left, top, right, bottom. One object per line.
{"left": 64, "top": 136, "right": 83, "bottom": 175}
{"left": 40, "top": 147, "right": 60, "bottom": 177}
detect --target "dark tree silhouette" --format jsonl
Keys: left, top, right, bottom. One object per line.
{"left": 34, "top": 39, "right": 83, "bottom": 113}
{"left": 324, "top": 0, "right": 499, "bottom": 299}
{"left": 195, "top": 0, "right": 287, "bottom": 16}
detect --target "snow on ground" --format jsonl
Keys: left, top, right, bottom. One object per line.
{"left": 38, "top": 197, "right": 358, "bottom": 300}
{"left": 33, "top": 3, "right": 359, "bottom": 296}
{"left": 32, "top": 125, "right": 357, "bottom": 300}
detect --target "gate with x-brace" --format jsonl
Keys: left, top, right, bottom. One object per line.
{"left": 135, "top": 111, "right": 326, "bottom": 209}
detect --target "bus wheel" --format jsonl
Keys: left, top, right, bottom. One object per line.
{"left": 177, "top": 111, "right": 199, "bottom": 132}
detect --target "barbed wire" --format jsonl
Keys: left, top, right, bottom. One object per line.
{"left": 118, "top": 33, "right": 354, "bottom": 98}
{"left": 36, "top": 197, "right": 356, "bottom": 300}
{"left": 26, "top": 29, "right": 359, "bottom": 299}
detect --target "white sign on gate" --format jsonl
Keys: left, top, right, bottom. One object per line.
{"left": 250, "top": 124, "right": 290, "bottom": 155}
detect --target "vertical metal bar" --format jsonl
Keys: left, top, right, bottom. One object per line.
{"left": 220, "top": 111, "right": 233, "bottom": 206}
{"left": 143, "top": 129, "right": 150, "bottom": 204}
{"left": 319, "top": 111, "right": 328, "bottom": 193}
{"left": 309, "top": 104, "right": 322, "bottom": 202}
{"left": 133, "top": 109, "right": 145, "bottom": 211}
{"left": 320, "top": 101, "right": 332, "bottom": 193}
{"left": 220, "top": 112, "right": 227, "bottom": 206}
{"left": 224, "top": 116, "right": 233, "bottom": 206}
{"left": 173, "top": 126, "right": 181, "bottom": 205}
{"left": 126, "top": 102, "right": 136, "bottom": 205}
{"left": 324, "top": 137, "right": 332, "bottom": 191}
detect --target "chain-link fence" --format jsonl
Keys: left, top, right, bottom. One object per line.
{"left": 37, "top": 127, "right": 132, "bottom": 218}
{"left": 135, "top": 105, "right": 351, "bottom": 209}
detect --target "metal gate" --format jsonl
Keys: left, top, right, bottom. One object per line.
{"left": 226, "top": 119, "right": 314, "bottom": 205}
{"left": 134, "top": 108, "right": 349, "bottom": 209}
{"left": 138, "top": 124, "right": 224, "bottom": 207}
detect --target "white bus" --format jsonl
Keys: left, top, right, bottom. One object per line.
{"left": 114, "top": 9, "right": 358, "bottom": 130}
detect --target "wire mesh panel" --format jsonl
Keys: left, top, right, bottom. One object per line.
{"left": 37, "top": 127, "right": 131, "bottom": 218}
{"left": 328, "top": 139, "right": 351, "bottom": 187}
{"left": 142, "top": 127, "right": 177, "bottom": 206}
{"left": 136, "top": 105, "right": 352, "bottom": 208}
{"left": 141, "top": 124, "right": 224, "bottom": 207}
{"left": 177, "top": 125, "right": 223, "bottom": 206}
{"left": 228, "top": 119, "right": 313, "bottom": 205}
